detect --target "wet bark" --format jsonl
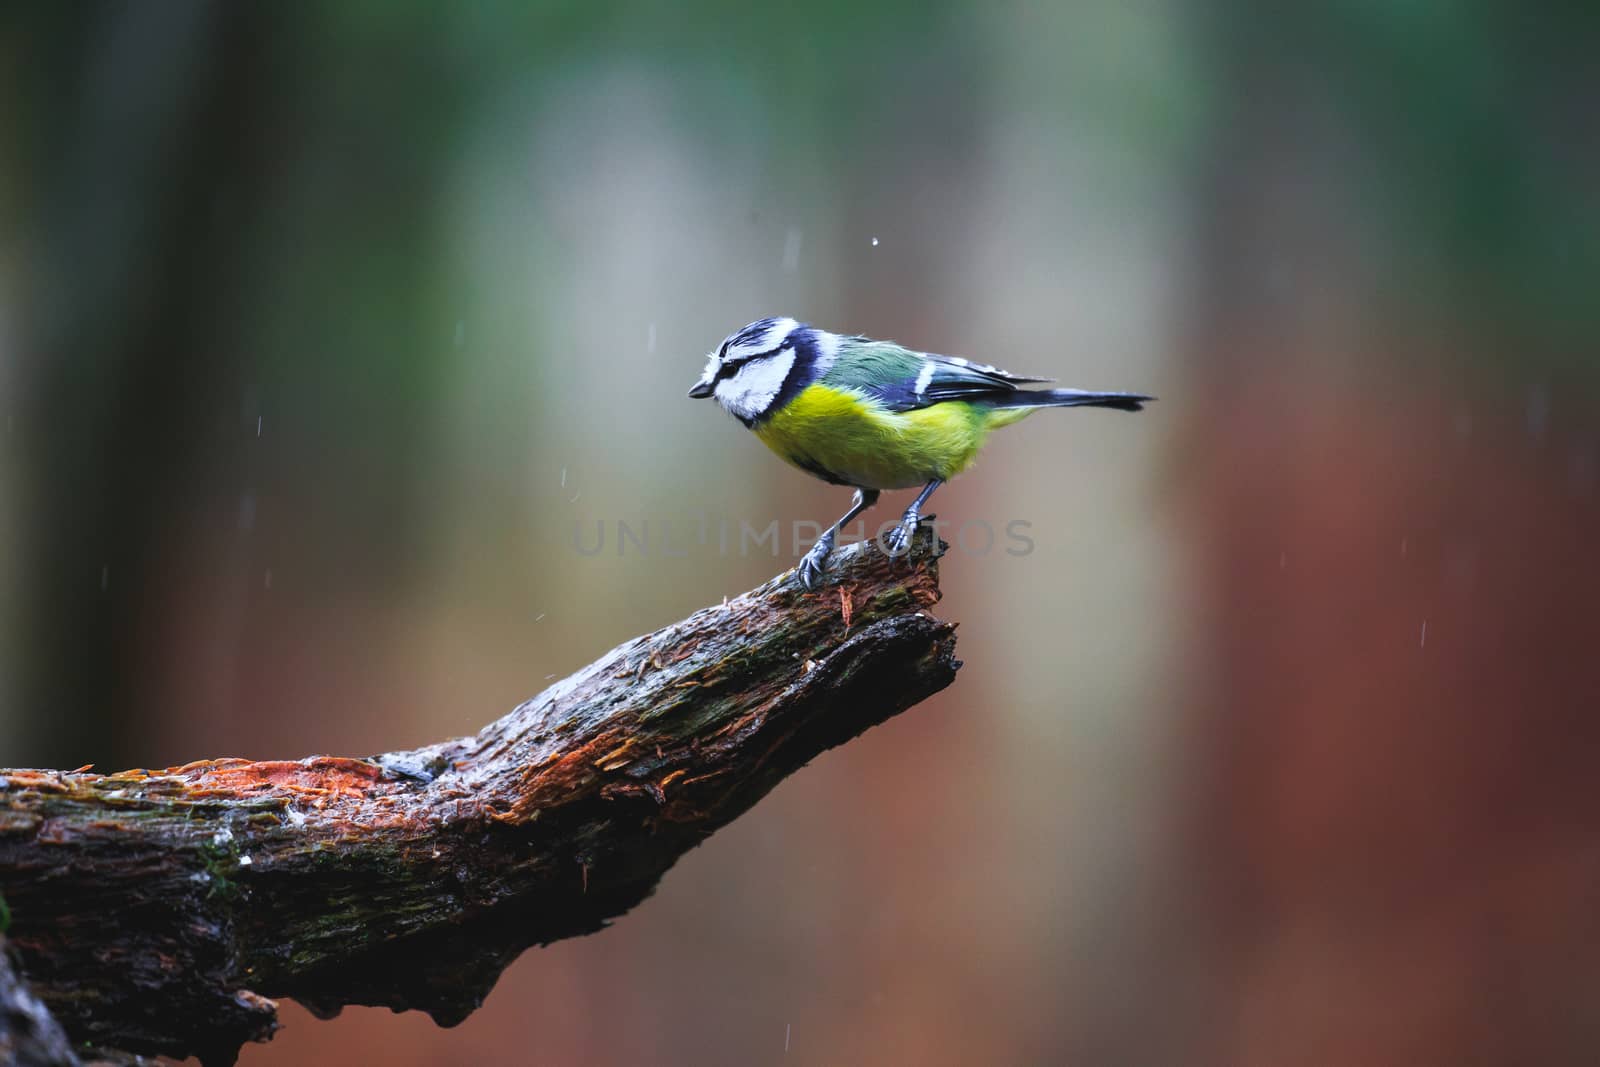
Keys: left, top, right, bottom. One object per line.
{"left": 0, "top": 534, "right": 957, "bottom": 1065}
{"left": 0, "top": 937, "right": 79, "bottom": 1067}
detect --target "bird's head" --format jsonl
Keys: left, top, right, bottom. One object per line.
{"left": 688, "top": 316, "right": 804, "bottom": 422}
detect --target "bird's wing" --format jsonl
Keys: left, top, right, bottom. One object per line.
{"left": 825, "top": 340, "right": 1052, "bottom": 413}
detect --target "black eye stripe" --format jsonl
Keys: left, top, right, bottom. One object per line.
{"left": 716, "top": 342, "right": 791, "bottom": 379}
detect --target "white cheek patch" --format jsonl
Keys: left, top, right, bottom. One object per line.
{"left": 714, "top": 349, "right": 796, "bottom": 421}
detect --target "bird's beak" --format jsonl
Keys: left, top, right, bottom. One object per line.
{"left": 687, "top": 380, "right": 714, "bottom": 399}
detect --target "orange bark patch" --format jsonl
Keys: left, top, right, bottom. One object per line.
{"left": 159, "top": 757, "right": 391, "bottom": 802}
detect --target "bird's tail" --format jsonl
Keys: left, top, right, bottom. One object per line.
{"left": 980, "top": 388, "right": 1153, "bottom": 413}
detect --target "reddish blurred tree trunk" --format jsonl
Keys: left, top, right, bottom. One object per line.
{"left": 1180, "top": 362, "right": 1600, "bottom": 1065}
{"left": 1167, "top": 8, "right": 1600, "bottom": 1061}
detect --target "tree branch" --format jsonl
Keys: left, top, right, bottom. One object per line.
{"left": 0, "top": 534, "right": 957, "bottom": 1065}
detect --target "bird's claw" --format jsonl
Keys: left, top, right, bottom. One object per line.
{"left": 796, "top": 532, "right": 835, "bottom": 590}
{"left": 883, "top": 512, "right": 929, "bottom": 557}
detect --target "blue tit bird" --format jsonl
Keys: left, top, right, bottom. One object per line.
{"left": 688, "top": 317, "right": 1153, "bottom": 589}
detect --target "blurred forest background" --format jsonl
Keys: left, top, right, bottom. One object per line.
{"left": 2, "top": 1, "right": 1598, "bottom": 1064}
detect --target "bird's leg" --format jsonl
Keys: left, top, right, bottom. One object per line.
{"left": 884, "top": 479, "right": 943, "bottom": 556}
{"left": 797, "top": 488, "right": 880, "bottom": 590}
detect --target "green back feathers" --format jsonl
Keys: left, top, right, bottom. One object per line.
{"left": 821, "top": 339, "right": 927, "bottom": 394}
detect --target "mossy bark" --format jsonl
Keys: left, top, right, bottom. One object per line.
{"left": 0, "top": 534, "right": 957, "bottom": 1065}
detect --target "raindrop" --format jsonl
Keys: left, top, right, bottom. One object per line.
{"left": 534, "top": 613, "right": 546, "bottom": 622}
{"left": 263, "top": 569, "right": 273, "bottom": 590}
{"left": 237, "top": 492, "right": 257, "bottom": 532}
{"left": 256, "top": 415, "right": 262, "bottom": 438}
{"left": 647, "top": 323, "right": 657, "bottom": 354}
{"left": 870, "top": 237, "right": 880, "bottom": 247}
{"left": 100, "top": 565, "right": 109, "bottom": 592}
{"left": 454, "top": 320, "right": 467, "bottom": 348}
{"left": 1419, "top": 620, "right": 1427, "bottom": 648}
{"left": 1278, "top": 550, "right": 1286, "bottom": 570}
{"left": 783, "top": 227, "right": 803, "bottom": 271}
{"left": 785, "top": 1023, "right": 791, "bottom": 1053}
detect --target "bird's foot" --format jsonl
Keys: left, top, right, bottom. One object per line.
{"left": 883, "top": 511, "right": 932, "bottom": 557}
{"left": 796, "top": 530, "right": 836, "bottom": 590}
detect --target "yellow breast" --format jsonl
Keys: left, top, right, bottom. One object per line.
{"left": 754, "top": 384, "right": 1017, "bottom": 489}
